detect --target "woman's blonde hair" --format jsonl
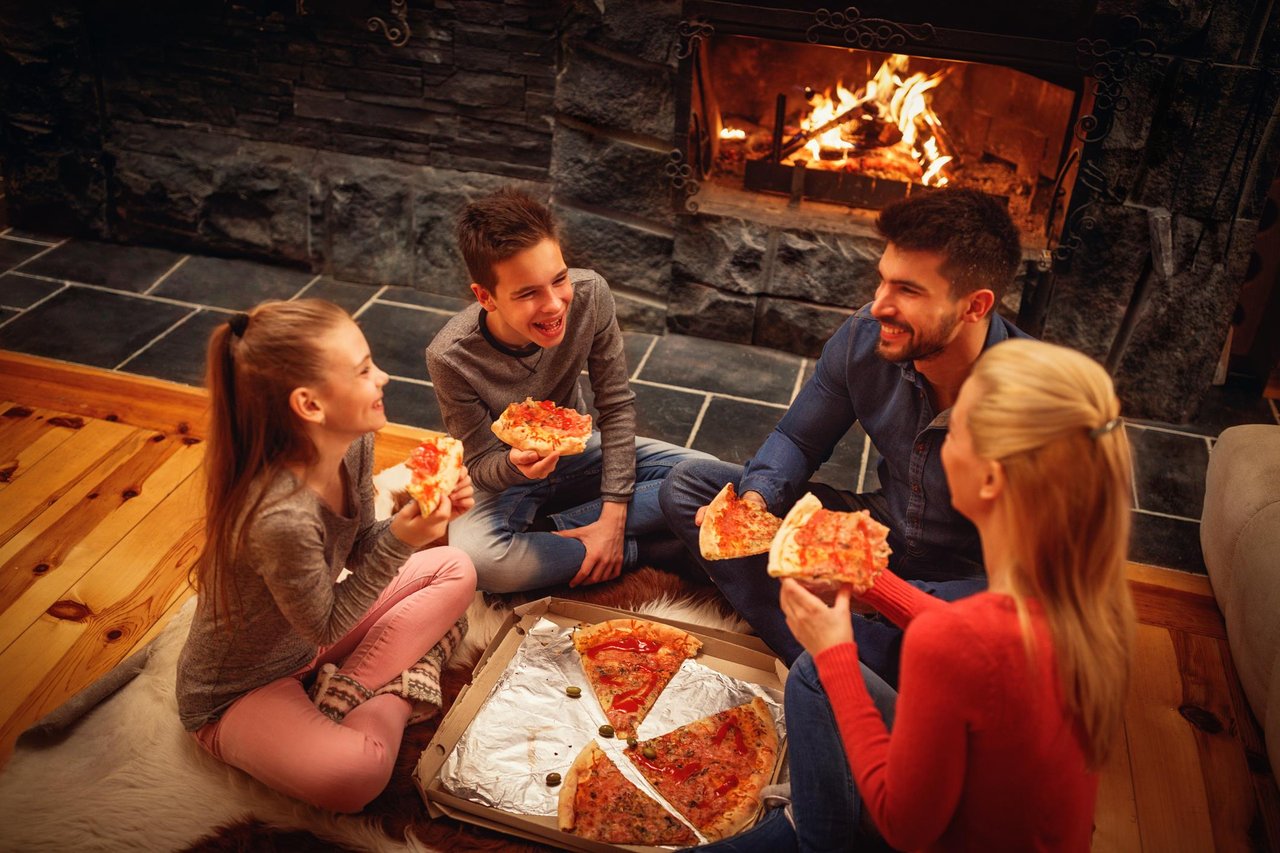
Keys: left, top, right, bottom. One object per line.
{"left": 965, "top": 338, "right": 1135, "bottom": 769}
{"left": 195, "top": 298, "right": 352, "bottom": 623}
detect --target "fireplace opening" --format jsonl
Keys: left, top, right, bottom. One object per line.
{"left": 690, "top": 35, "right": 1085, "bottom": 250}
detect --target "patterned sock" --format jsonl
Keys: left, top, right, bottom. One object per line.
{"left": 309, "top": 662, "right": 374, "bottom": 724}
{"left": 373, "top": 615, "right": 468, "bottom": 725}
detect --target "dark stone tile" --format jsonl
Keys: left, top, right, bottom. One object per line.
{"left": 20, "top": 240, "right": 185, "bottom": 293}
{"left": 0, "top": 308, "right": 16, "bottom": 325}
{"left": 623, "top": 331, "right": 657, "bottom": 377}
{"left": 0, "top": 288, "right": 191, "bottom": 369}
{"left": 152, "top": 255, "right": 314, "bottom": 309}
{"left": 640, "top": 334, "right": 803, "bottom": 404}
{"left": 1143, "top": 373, "right": 1280, "bottom": 437}
{"left": 0, "top": 238, "right": 48, "bottom": 272}
{"left": 383, "top": 379, "right": 444, "bottom": 432}
{"left": 1129, "top": 511, "right": 1207, "bottom": 574}
{"left": 1127, "top": 425, "right": 1211, "bottom": 518}
{"left": 304, "top": 277, "right": 380, "bottom": 315}
{"left": 358, "top": 302, "right": 450, "bottom": 381}
{"left": 120, "top": 309, "right": 229, "bottom": 386}
{"left": 380, "top": 285, "right": 471, "bottom": 314}
{"left": 863, "top": 441, "right": 883, "bottom": 492}
{"left": 811, "top": 423, "right": 869, "bottom": 493}
{"left": 690, "top": 397, "right": 787, "bottom": 466}
{"left": 0, "top": 273, "right": 63, "bottom": 309}
{"left": 631, "top": 382, "right": 704, "bottom": 448}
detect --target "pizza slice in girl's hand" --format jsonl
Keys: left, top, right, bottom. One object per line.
{"left": 572, "top": 618, "right": 702, "bottom": 738}
{"left": 699, "top": 482, "right": 784, "bottom": 560}
{"left": 491, "top": 397, "right": 592, "bottom": 456}
{"left": 766, "top": 492, "right": 891, "bottom": 593}
{"left": 404, "top": 435, "right": 465, "bottom": 516}
{"left": 557, "top": 741, "right": 697, "bottom": 846}
{"left": 623, "top": 697, "right": 779, "bottom": 842}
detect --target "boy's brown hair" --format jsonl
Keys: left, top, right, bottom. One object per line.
{"left": 456, "top": 187, "right": 559, "bottom": 290}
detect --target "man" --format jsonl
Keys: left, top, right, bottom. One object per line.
{"left": 659, "top": 187, "right": 1029, "bottom": 684}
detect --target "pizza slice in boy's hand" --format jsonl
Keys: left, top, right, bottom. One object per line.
{"left": 558, "top": 741, "right": 697, "bottom": 845}
{"left": 766, "top": 492, "right": 891, "bottom": 593}
{"left": 491, "top": 397, "right": 592, "bottom": 456}
{"left": 699, "top": 482, "right": 784, "bottom": 560}
{"left": 404, "top": 435, "right": 465, "bottom": 516}
{"left": 624, "top": 697, "right": 779, "bottom": 842}
{"left": 572, "top": 618, "right": 702, "bottom": 738}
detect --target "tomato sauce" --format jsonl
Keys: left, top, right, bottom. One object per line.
{"left": 712, "top": 720, "right": 748, "bottom": 754}
{"left": 632, "top": 750, "right": 702, "bottom": 784}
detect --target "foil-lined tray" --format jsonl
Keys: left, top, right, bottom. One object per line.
{"left": 437, "top": 616, "right": 786, "bottom": 840}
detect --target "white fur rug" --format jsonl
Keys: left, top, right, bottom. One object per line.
{"left": 0, "top": 587, "right": 744, "bottom": 852}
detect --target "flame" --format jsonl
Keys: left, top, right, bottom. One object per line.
{"left": 793, "top": 54, "right": 952, "bottom": 187}
{"left": 719, "top": 127, "right": 746, "bottom": 140}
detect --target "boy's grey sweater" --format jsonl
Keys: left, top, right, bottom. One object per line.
{"left": 175, "top": 434, "right": 414, "bottom": 731}
{"left": 426, "top": 269, "right": 637, "bottom": 501}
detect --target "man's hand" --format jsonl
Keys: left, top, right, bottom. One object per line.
{"left": 556, "top": 500, "right": 627, "bottom": 587}
{"left": 779, "top": 578, "right": 855, "bottom": 656}
{"left": 510, "top": 448, "right": 560, "bottom": 480}
{"left": 694, "top": 487, "right": 766, "bottom": 526}
{"left": 390, "top": 492, "right": 453, "bottom": 548}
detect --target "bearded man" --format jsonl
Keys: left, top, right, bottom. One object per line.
{"left": 659, "top": 188, "right": 1030, "bottom": 686}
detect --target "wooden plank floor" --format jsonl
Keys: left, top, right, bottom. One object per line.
{"left": 1, "top": 350, "right": 1277, "bottom": 851}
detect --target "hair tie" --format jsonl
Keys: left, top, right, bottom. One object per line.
{"left": 228, "top": 312, "right": 250, "bottom": 337}
{"left": 1089, "top": 417, "right": 1122, "bottom": 439}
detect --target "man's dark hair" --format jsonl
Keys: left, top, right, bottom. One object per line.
{"left": 876, "top": 188, "right": 1022, "bottom": 300}
{"left": 456, "top": 187, "right": 559, "bottom": 289}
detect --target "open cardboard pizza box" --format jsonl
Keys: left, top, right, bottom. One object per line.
{"left": 414, "top": 597, "right": 790, "bottom": 852}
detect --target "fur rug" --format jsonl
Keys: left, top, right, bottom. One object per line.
{"left": 0, "top": 567, "right": 743, "bottom": 852}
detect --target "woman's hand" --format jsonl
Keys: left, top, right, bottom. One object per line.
{"left": 779, "top": 578, "right": 856, "bottom": 656}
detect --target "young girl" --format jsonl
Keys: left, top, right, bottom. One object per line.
{"left": 176, "top": 299, "right": 476, "bottom": 813}
{"left": 703, "top": 339, "right": 1135, "bottom": 851}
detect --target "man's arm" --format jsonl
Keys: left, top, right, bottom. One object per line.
{"left": 740, "top": 320, "right": 859, "bottom": 514}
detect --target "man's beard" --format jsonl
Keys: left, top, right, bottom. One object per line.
{"left": 876, "top": 313, "right": 960, "bottom": 364}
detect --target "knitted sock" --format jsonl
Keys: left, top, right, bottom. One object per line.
{"left": 309, "top": 662, "right": 374, "bottom": 724}
{"left": 374, "top": 615, "right": 468, "bottom": 725}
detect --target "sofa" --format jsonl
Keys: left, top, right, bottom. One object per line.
{"left": 1201, "top": 423, "right": 1280, "bottom": 774}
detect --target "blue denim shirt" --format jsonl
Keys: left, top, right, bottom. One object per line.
{"left": 741, "top": 304, "right": 1030, "bottom": 581}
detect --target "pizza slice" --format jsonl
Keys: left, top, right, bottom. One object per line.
{"left": 572, "top": 618, "right": 702, "bottom": 738}
{"left": 404, "top": 435, "right": 465, "bottom": 516}
{"left": 491, "top": 397, "right": 592, "bottom": 456}
{"left": 623, "top": 697, "right": 779, "bottom": 842}
{"left": 699, "top": 482, "right": 784, "bottom": 560}
{"left": 558, "top": 741, "right": 697, "bottom": 846}
{"left": 766, "top": 492, "right": 891, "bottom": 593}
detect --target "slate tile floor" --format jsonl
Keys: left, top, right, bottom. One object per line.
{"left": 4, "top": 232, "right": 1278, "bottom": 575}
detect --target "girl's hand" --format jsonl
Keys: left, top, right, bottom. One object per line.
{"left": 449, "top": 467, "right": 475, "bottom": 518}
{"left": 390, "top": 492, "right": 453, "bottom": 548}
{"left": 779, "top": 578, "right": 855, "bottom": 656}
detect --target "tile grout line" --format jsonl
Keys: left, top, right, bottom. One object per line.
{"left": 1124, "top": 421, "right": 1218, "bottom": 440}
{"left": 0, "top": 283, "right": 68, "bottom": 329}
{"left": 42, "top": 278, "right": 230, "bottom": 311}
{"left": 6, "top": 237, "right": 69, "bottom": 276}
{"left": 631, "top": 377, "right": 789, "bottom": 409}
{"left": 143, "top": 255, "right": 191, "bottom": 295}
{"left": 1133, "top": 507, "right": 1201, "bottom": 524}
{"left": 388, "top": 374, "right": 434, "bottom": 387}
{"left": 789, "top": 358, "right": 807, "bottom": 404}
{"left": 115, "top": 308, "right": 201, "bottom": 371}
{"left": 684, "top": 393, "right": 713, "bottom": 449}
{"left": 856, "top": 432, "right": 871, "bottom": 493}
{"left": 375, "top": 297, "right": 463, "bottom": 318}
{"left": 630, "top": 335, "right": 659, "bottom": 382}
{"left": 352, "top": 285, "right": 390, "bottom": 319}
{"left": 291, "top": 274, "right": 324, "bottom": 299}
{"left": 0, "top": 232, "right": 60, "bottom": 247}
{"left": 1271, "top": 397, "right": 1279, "bottom": 424}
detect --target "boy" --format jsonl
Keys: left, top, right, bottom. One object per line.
{"left": 427, "top": 187, "right": 709, "bottom": 593}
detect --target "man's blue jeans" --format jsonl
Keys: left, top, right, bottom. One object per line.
{"left": 658, "top": 457, "right": 987, "bottom": 686}
{"left": 448, "top": 434, "right": 712, "bottom": 592}
{"left": 683, "top": 653, "right": 898, "bottom": 852}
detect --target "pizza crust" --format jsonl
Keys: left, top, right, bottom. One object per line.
{"left": 701, "top": 697, "right": 778, "bottom": 840}
{"left": 557, "top": 741, "right": 599, "bottom": 832}
{"left": 767, "top": 492, "right": 889, "bottom": 592}
{"left": 490, "top": 398, "right": 591, "bottom": 456}
{"left": 404, "top": 435, "right": 465, "bottom": 516}
{"left": 700, "top": 482, "right": 782, "bottom": 561}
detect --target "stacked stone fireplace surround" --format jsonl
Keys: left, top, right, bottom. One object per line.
{"left": 2, "top": 0, "right": 1278, "bottom": 422}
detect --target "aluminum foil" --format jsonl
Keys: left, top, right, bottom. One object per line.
{"left": 438, "top": 616, "right": 786, "bottom": 830}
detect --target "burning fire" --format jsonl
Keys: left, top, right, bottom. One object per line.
{"left": 790, "top": 54, "right": 952, "bottom": 187}
{"left": 719, "top": 127, "right": 746, "bottom": 140}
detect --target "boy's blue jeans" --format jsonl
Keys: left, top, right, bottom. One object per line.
{"left": 447, "top": 433, "right": 712, "bottom": 592}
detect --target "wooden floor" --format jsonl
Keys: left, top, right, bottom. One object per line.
{"left": 1, "top": 350, "right": 1277, "bottom": 851}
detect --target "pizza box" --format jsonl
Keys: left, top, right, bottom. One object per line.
{"left": 414, "top": 596, "right": 790, "bottom": 852}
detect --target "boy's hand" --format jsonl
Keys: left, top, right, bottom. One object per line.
{"left": 556, "top": 500, "right": 627, "bottom": 587}
{"left": 390, "top": 492, "right": 453, "bottom": 548}
{"left": 510, "top": 448, "right": 560, "bottom": 480}
{"left": 779, "top": 578, "right": 855, "bottom": 656}
{"left": 694, "top": 488, "right": 766, "bottom": 526}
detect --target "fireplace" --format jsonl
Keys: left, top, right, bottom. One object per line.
{"left": 1, "top": 1, "right": 1277, "bottom": 423}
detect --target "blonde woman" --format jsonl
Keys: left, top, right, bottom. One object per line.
{"left": 699, "top": 339, "right": 1135, "bottom": 851}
